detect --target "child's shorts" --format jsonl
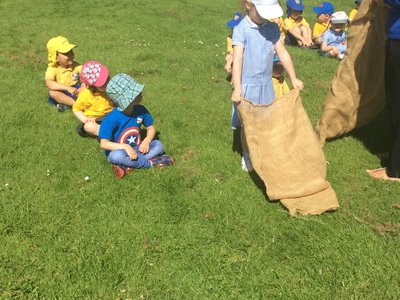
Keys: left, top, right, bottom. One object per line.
{"left": 48, "top": 83, "right": 81, "bottom": 106}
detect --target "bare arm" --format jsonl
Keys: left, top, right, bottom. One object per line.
{"left": 73, "top": 110, "right": 95, "bottom": 123}
{"left": 100, "top": 139, "right": 138, "bottom": 160}
{"left": 45, "top": 78, "right": 77, "bottom": 95}
{"left": 287, "top": 27, "right": 306, "bottom": 44}
{"left": 320, "top": 42, "right": 338, "bottom": 54}
{"left": 231, "top": 45, "right": 244, "bottom": 102}
{"left": 139, "top": 125, "right": 156, "bottom": 154}
{"left": 275, "top": 41, "right": 304, "bottom": 90}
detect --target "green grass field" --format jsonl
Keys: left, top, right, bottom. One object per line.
{"left": 1, "top": 0, "right": 399, "bottom": 298}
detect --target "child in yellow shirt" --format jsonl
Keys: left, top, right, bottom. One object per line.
{"left": 272, "top": 56, "right": 290, "bottom": 98}
{"left": 283, "top": 0, "right": 314, "bottom": 48}
{"left": 312, "top": 2, "right": 334, "bottom": 46}
{"left": 73, "top": 61, "right": 114, "bottom": 137}
{"left": 45, "top": 36, "right": 85, "bottom": 112}
{"left": 349, "top": 0, "right": 362, "bottom": 22}
{"left": 225, "top": 12, "right": 243, "bottom": 73}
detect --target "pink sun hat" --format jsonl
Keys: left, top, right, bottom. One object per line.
{"left": 80, "top": 60, "right": 109, "bottom": 87}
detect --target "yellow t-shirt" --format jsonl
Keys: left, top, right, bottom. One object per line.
{"left": 275, "top": 17, "right": 285, "bottom": 42}
{"left": 283, "top": 16, "right": 310, "bottom": 39}
{"left": 273, "top": 77, "right": 290, "bottom": 98}
{"left": 349, "top": 8, "right": 358, "bottom": 22}
{"left": 313, "top": 22, "right": 329, "bottom": 37}
{"left": 45, "top": 61, "right": 82, "bottom": 87}
{"left": 72, "top": 88, "right": 114, "bottom": 118}
{"left": 227, "top": 35, "right": 233, "bottom": 53}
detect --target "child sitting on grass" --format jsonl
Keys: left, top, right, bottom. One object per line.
{"left": 73, "top": 61, "right": 114, "bottom": 137}
{"left": 312, "top": 2, "right": 334, "bottom": 47}
{"left": 225, "top": 12, "right": 243, "bottom": 73}
{"left": 99, "top": 74, "right": 174, "bottom": 179}
{"left": 45, "top": 36, "right": 85, "bottom": 112}
{"left": 272, "top": 56, "right": 290, "bottom": 98}
{"left": 320, "top": 11, "right": 349, "bottom": 60}
{"left": 349, "top": 0, "right": 362, "bottom": 22}
{"left": 283, "top": 0, "right": 314, "bottom": 48}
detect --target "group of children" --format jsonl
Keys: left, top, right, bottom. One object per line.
{"left": 44, "top": 1, "right": 362, "bottom": 177}
{"left": 227, "top": 0, "right": 362, "bottom": 64}
{"left": 225, "top": 0, "right": 362, "bottom": 171}
{"left": 44, "top": 36, "right": 174, "bottom": 179}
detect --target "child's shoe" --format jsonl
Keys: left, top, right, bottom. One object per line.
{"left": 113, "top": 165, "right": 126, "bottom": 179}
{"left": 126, "top": 167, "right": 134, "bottom": 174}
{"left": 76, "top": 123, "right": 88, "bottom": 137}
{"left": 241, "top": 155, "right": 253, "bottom": 172}
{"left": 56, "top": 104, "right": 71, "bottom": 112}
{"left": 56, "top": 104, "right": 65, "bottom": 112}
{"left": 150, "top": 155, "right": 175, "bottom": 168}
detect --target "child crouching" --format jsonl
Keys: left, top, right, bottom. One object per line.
{"left": 99, "top": 74, "right": 174, "bottom": 179}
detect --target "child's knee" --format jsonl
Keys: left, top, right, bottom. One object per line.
{"left": 151, "top": 140, "right": 164, "bottom": 153}
{"left": 83, "top": 122, "right": 100, "bottom": 135}
{"left": 108, "top": 149, "right": 126, "bottom": 164}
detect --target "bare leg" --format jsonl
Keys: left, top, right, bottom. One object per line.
{"left": 300, "top": 25, "right": 313, "bottom": 46}
{"left": 49, "top": 90, "right": 75, "bottom": 106}
{"left": 83, "top": 122, "right": 100, "bottom": 137}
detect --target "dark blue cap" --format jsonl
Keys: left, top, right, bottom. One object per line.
{"left": 313, "top": 2, "right": 334, "bottom": 14}
{"left": 287, "top": 0, "right": 305, "bottom": 11}
{"left": 226, "top": 12, "right": 243, "bottom": 28}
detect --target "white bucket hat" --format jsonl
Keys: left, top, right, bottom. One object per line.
{"left": 250, "top": 0, "right": 284, "bottom": 19}
{"left": 331, "top": 11, "right": 349, "bottom": 24}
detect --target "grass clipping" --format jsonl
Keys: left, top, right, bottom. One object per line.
{"left": 238, "top": 88, "right": 339, "bottom": 216}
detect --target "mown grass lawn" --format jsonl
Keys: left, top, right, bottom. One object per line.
{"left": 1, "top": 0, "right": 399, "bottom": 298}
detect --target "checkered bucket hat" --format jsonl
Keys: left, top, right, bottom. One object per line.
{"left": 106, "top": 74, "right": 144, "bottom": 111}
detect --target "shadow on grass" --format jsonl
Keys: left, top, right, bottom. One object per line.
{"left": 231, "top": 127, "right": 270, "bottom": 200}
{"left": 348, "top": 109, "right": 391, "bottom": 167}
{"left": 248, "top": 171, "right": 269, "bottom": 199}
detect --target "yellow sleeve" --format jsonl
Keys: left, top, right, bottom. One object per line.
{"left": 301, "top": 17, "right": 309, "bottom": 27}
{"left": 226, "top": 36, "right": 233, "bottom": 53}
{"left": 283, "top": 18, "right": 295, "bottom": 30}
{"left": 313, "top": 23, "right": 325, "bottom": 36}
{"left": 349, "top": 9, "right": 357, "bottom": 21}
{"left": 72, "top": 89, "right": 90, "bottom": 113}
{"left": 45, "top": 66, "right": 57, "bottom": 81}
{"left": 282, "top": 80, "right": 290, "bottom": 95}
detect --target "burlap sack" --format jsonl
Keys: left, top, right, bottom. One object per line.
{"left": 238, "top": 88, "right": 339, "bottom": 216}
{"left": 315, "top": 0, "right": 388, "bottom": 145}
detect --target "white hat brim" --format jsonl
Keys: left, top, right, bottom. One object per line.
{"left": 255, "top": 4, "right": 283, "bottom": 20}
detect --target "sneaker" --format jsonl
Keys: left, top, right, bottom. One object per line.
{"left": 241, "top": 155, "right": 253, "bottom": 172}
{"left": 113, "top": 165, "right": 126, "bottom": 179}
{"left": 150, "top": 155, "right": 174, "bottom": 168}
{"left": 126, "top": 167, "right": 134, "bottom": 174}
{"left": 76, "top": 123, "right": 88, "bottom": 137}
{"left": 56, "top": 104, "right": 71, "bottom": 112}
{"left": 56, "top": 104, "right": 65, "bottom": 112}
